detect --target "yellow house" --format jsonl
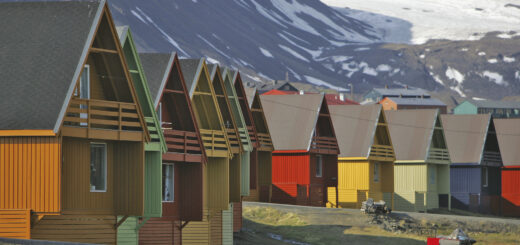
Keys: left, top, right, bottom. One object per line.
{"left": 327, "top": 105, "right": 395, "bottom": 209}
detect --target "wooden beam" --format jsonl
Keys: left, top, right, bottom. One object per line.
{"left": 135, "top": 217, "right": 150, "bottom": 231}
{"left": 90, "top": 47, "right": 117, "bottom": 54}
{"left": 114, "top": 215, "right": 129, "bottom": 229}
{"left": 164, "top": 88, "right": 185, "bottom": 94}
{"left": 0, "top": 130, "right": 55, "bottom": 136}
{"left": 180, "top": 221, "right": 190, "bottom": 229}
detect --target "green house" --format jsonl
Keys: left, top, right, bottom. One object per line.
{"left": 454, "top": 100, "right": 520, "bottom": 118}
{"left": 386, "top": 109, "right": 451, "bottom": 212}
{"left": 116, "top": 26, "right": 167, "bottom": 244}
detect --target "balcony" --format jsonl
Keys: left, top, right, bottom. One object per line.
{"left": 257, "top": 132, "right": 274, "bottom": 151}
{"left": 369, "top": 144, "right": 394, "bottom": 160}
{"left": 200, "top": 129, "right": 231, "bottom": 158}
{"left": 62, "top": 98, "right": 143, "bottom": 141}
{"left": 226, "top": 128, "right": 241, "bottom": 154}
{"left": 428, "top": 148, "right": 450, "bottom": 162}
{"left": 238, "top": 127, "right": 251, "bottom": 150}
{"left": 247, "top": 126, "right": 259, "bottom": 148}
{"left": 162, "top": 129, "right": 203, "bottom": 163}
{"left": 145, "top": 117, "right": 161, "bottom": 143}
{"left": 310, "top": 136, "right": 339, "bottom": 154}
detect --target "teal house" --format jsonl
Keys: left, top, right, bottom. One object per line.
{"left": 116, "top": 26, "right": 167, "bottom": 244}
{"left": 453, "top": 100, "right": 520, "bottom": 118}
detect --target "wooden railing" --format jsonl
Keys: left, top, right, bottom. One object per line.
{"left": 369, "top": 144, "right": 394, "bottom": 159}
{"left": 258, "top": 132, "right": 273, "bottom": 150}
{"left": 163, "top": 129, "right": 202, "bottom": 155}
{"left": 310, "top": 136, "right": 338, "bottom": 154}
{"left": 200, "top": 129, "right": 230, "bottom": 157}
{"left": 64, "top": 98, "right": 142, "bottom": 132}
{"left": 483, "top": 151, "right": 502, "bottom": 163}
{"left": 247, "top": 126, "right": 258, "bottom": 147}
{"left": 145, "top": 117, "right": 161, "bottom": 143}
{"left": 238, "top": 128, "right": 250, "bottom": 147}
{"left": 226, "top": 128, "right": 241, "bottom": 150}
{"left": 428, "top": 148, "right": 450, "bottom": 161}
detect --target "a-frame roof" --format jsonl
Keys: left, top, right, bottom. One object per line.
{"left": 245, "top": 85, "right": 274, "bottom": 151}
{"left": 138, "top": 52, "right": 174, "bottom": 107}
{"left": 178, "top": 58, "right": 203, "bottom": 98}
{"left": 329, "top": 104, "right": 384, "bottom": 158}
{"left": 261, "top": 94, "right": 324, "bottom": 151}
{"left": 386, "top": 109, "right": 441, "bottom": 162}
{"left": 441, "top": 114, "right": 494, "bottom": 165}
{"left": 117, "top": 26, "right": 166, "bottom": 152}
{"left": 0, "top": 0, "right": 105, "bottom": 131}
{"left": 494, "top": 119, "right": 520, "bottom": 167}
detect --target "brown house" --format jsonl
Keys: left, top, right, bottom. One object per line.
{"left": 379, "top": 97, "right": 447, "bottom": 114}
{"left": 0, "top": 1, "right": 149, "bottom": 243}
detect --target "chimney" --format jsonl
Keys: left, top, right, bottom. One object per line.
{"left": 339, "top": 93, "right": 345, "bottom": 101}
{"left": 299, "top": 90, "right": 304, "bottom": 95}
{"left": 385, "top": 84, "right": 388, "bottom": 89}
{"left": 285, "top": 72, "right": 289, "bottom": 81}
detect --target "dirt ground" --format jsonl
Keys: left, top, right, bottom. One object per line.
{"left": 234, "top": 202, "right": 520, "bottom": 245}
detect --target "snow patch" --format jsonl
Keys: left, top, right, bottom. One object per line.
{"left": 460, "top": 48, "right": 469, "bottom": 52}
{"left": 472, "top": 97, "right": 486, "bottom": 100}
{"left": 419, "top": 54, "right": 425, "bottom": 59}
{"left": 331, "top": 56, "right": 352, "bottom": 63}
{"left": 206, "top": 57, "right": 219, "bottom": 64}
{"left": 354, "top": 47, "right": 371, "bottom": 51}
{"left": 497, "top": 32, "right": 520, "bottom": 39}
{"left": 504, "top": 56, "right": 516, "bottom": 63}
{"left": 478, "top": 51, "right": 486, "bottom": 56}
{"left": 278, "top": 45, "right": 308, "bottom": 62}
{"left": 481, "top": 71, "right": 508, "bottom": 86}
{"left": 304, "top": 75, "right": 346, "bottom": 91}
{"left": 376, "top": 64, "right": 392, "bottom": 72}
{"left": 446, "top": 67, "right": 465, "bottom": 84}
{"left": 488, "top": 58, "right": 498, "bottom": 63}
{"left": 259, "top": 47, "right": 273, "bottom": 58}
{"left": 197, "top": 35, "right": 231, "bottom": 59}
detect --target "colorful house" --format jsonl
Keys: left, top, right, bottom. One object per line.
{"left": 179, "top": 58, "right": 233, "bottom": 244}
{"left": 379, "top": 97, "right": 447, "bottom": 114}
{"left": 244, "top": 85, "right": 274, "bottom": 204}
{"left": 138, "top": 52, "right": 206, "bottom": 244}
{"left": 441, "top": 114, "right": 503, "bottom": 214}
{"left": 386, "top": 110, "right": 451, "bottom": 212}
{"left": 493, "top": 119, "right": 520, "bottom": 217}
{"left": 0, "top": 1, "right": 150, "bottom": 242}
{"left": 453, "top": 100, "right": 520, "bottom": 118}
{"left": 327, "top": 105, "right": 395, "bottom": 209}
{"left": 261, "top": 94, "right": 339, "bottom": 206}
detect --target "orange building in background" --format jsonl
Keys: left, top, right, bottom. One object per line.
{"left": 379, "top": 97, "right": 447, "bottom": 114}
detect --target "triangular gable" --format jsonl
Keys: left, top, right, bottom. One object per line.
{"left": 179, "top": 58, "right": 232, "bottom": 158}
{"left": 261, "top": 94, "right": 324, "bottom": 151}
{"left": 61, "top": 3, "right": 149, "bottom": 141}
{"left": 368, "top": 108, "right": 395, "bottom": 161}
{"left": 232, "top": 71, "right": 259, "bottom": 148}
{"left": 118, "top": 26, "right": 166, "bottom": 152}
{"left": 222, "top": 68, "right": 253, "bottom": 152}
{"left": 426, "top": 112, "right": 450, "bottom": 163}
{"left": 208, "top": 64, "right": 242, "bottom": 153}
{"left": 311, "top": 96, "right": 339, "bottom": 154}
{"left": 249, "top": 88, "right": 274, "bottom": 152}
{"left": 494, "top": 119, "right": 520, "bottom": 166}
{"left": 482, "top": 118, "right": 502, "bottom": 167}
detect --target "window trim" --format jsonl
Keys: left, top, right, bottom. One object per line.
{"left": 162, "top": 163, "right": 175, "bottom": 202}
{"left": 316, "top": 155, "right": 323, "bottom": 178}
{"left": 90, "top": 142, "right": 107, "bottom": 193}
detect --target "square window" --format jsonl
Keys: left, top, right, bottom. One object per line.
{"left": 316, "top": 155, "right": 323, "bottom": 177}
{"left": 163, "top": 164, "right": 174, "bottom": 202}
{"left": 90, "top": 143, "right": 107, "bottom": 192}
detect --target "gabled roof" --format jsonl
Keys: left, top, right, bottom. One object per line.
{"left": 386, "top": 109, "right": 439, "bottom": 161}
{"left": 441, "top": 114, "right": 491, "bottom": 164}
{"left": 494, "top": 119, "right": 520, "bottom": 166}
{"left": 260, "top": 94, "right": 324, "bottom": 151}
{"left": 372, "top": 87, "right": 430, "bottom": 97}
{"left": 139, "top": 52, "right": 175, "bottom": 107}
{"left": 178, "top": 58, "right": 204, "bottom": 98}
{"left": 325, "top": 94, "right": 359, "bottom": 105}
{"left": 329, "top": 105, "right": 382, "bottom": 158}
{"left": 244, "top": 86, "right": 257, "bottom": 108}
{"left": 0, "top": 0, "right": 105, "bottom": 131}
{"left": 382, "top": 97, "right": 446, "bottom": 106}
{"left": 465, "top": 100, "right": 520, "bottom": 109}
{"left": 262, "top": 89, "right": 297, "bottom": 95}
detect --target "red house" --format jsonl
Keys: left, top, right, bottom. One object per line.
{"left": 494, "top": 118, "right": 520, "bottom": 217}
{"left": 260, "top": 94, "right": 339, "bottom": 206}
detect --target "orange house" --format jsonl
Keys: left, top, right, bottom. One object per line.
{"left": 0, "top": 1, "right": 150, "bottom": 243}
{"left": 379, "top": 97, "right": 447, "bottom": 114}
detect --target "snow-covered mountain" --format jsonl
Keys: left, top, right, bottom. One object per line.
{"left": 108, "top": 0, "right": 520, "bottom": 101}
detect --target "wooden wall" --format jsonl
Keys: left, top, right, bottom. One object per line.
{"left": 116, "top": 216, "right": 138, "bottom": 244}
{"left": 176, "top": 163, "right": 203, "bottom": 221}
{"left": 0, "top": 136, "right": 61, "bottom": 213}
{"left": 230, "top": 155, "right": 241, "bottom": 203}
{"left": 222, "top": 204, "right": 233, "bottom": 245}
{"left": 0, "top": 209, "right": 30, "bottom": 239}
{"left": 232, "top": 202, "right": 242, "bottom": 232}
{"left": 114, "top": 141, "right": 144, "bottom": 216}
{"left": 207, "top": 157, "right": 230, "bottom": 211}
{"left": 139, "top": 218, "right": 180, "bottom": 244}
{"left": 144, "top": 151, "right": 162, "bottom": 217}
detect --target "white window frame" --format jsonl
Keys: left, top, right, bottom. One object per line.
{"left": 162, "top": 163, "right": 174, "bottom": 202}
{"left": 90, "top": 142, "right": 107, "bottom": 192}
{"left": 482, "top": 167, "right": 488, "bottom": 187}
{"left": 374, "top": 163, "right": 380, "bottom": 182}
{"left": 316, "top": 155, "right": 323, "bottom": 178}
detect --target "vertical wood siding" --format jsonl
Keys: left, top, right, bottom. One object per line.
{"left": 0, "top": 136, "right": 61, "bottom": 213}
{"left": 144, "top": 151, "right": 162, "bottom": 217}
{"left": 232, "top": 202, "right": 242, "bottom": 232}
{"left": 182, "top": 209, "right": 210, "bottom": 244}
{"left": 229, "top": 155, "right": 241, "bottom": 203}
{"left": 114, "top": 141, "right": 145, "bottom": 216}
{"left": 240, "top": 153, "right": 251, "bottom": 196}
{"left": 272, "top": 154, "right": 310, "bottom": 204}
{"left": 450, "top": 167, "right": 481, "bottom": 209}
{"left": 210, "top": 210, "right": 223, "bottom": 245}
{"left": 222, "top": 204, "right": 233, "bottom": 245}
{"left": 502, "top": 168, "right": 520, "bottom": 216}
{"left": 0, "top": 209, "right": 30, "bottom": 239}
{"left": 258, "top": 151, "right": 273, "bottom": 202}
{"left": 177, "top": 163, "right": 203, "bottom": 221}
{"left": 207, "top": 157, "right": 230, "bottom": 210}
{"left": 332, "top": 160, "right": 370, "bottom": 209}
{"left": 117, "top": 216, "right": 138, "bottom": 244}
{"left": 31, "top": 213, "right": 116, "bottom": 244}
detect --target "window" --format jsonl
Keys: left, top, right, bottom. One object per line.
{"left": 429, "top": 167, "right": 436, "bottom": 185}
{"left": 316, "top": 155, "right": 323, "bottom": 177}
{"left": 90, "top": 143, "right": 107, "bottom": 192}
{"left": 373, "top": 163, "right": 380, "bottom": 182}
{"left": 163, "top": 164, "right": 174, "bottom": 202}
{"left": 482, "top": 167, "right": 488, "bottom": 187}
{"left": 79, "top": 65, "right": 90, "bottom": 126}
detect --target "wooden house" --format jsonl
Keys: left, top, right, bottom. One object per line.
{"left": 493, "top": 119, "right": 520, "bottom": 217}
{"left": 179, "top": 58, "right": 233, "bottom": 245}
{"left": 138, "top": 52, "right": 206, "bottom": 244}
{"left": 244, "top": 85, "right": 275, "bottom": 204}
{"left": 0, "top": 1, "right": 149, "bottom": 243}
{"left": 261, "top": 94, "right": 339, "bottom": 206}
{"left": 221, "top": 68, "right": 255, "bottom": 233}
{"left": 441, "top": 114, "right": 502, "bottom": 214}
{"left": 379, "top": 97, "right": 447, "bottom": 114}
{"left": 116, "top": 26, "right": 168, "bottom": 244}
{"left": 327, "top": 105, "right": 395, "bottom": 209}
{"left": 386, "top": 110, "right": 451, "bottom": 212}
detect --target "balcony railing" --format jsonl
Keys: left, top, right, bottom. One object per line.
{"left": 163, "top": 129, "right": 202, "bottom": 155}
{"left": 483, "top": 151, "right": 502, "bottom": 164}
{"left": 258, "top": 132, "right": 273, "bottom": 150}
{"left": 247, "top": 126, "right": 259, "bottom": 147}
{"left": 200, "top": 129, "right": 230, "bottom": 157}
{"left": 310, "top": 136, "right": 339, "bottom": 154}
{"left": 226, "top": 128, "right": 241, "bottom": 152}
{"left": 145, "top": 117, "right": 161, "bottom": 143}
{"left": 428, "top": 148, "right": 450, "bottom": 162}
{"left": 238, "top": 127, "right": 250, "bottom": 147}
{"left": 369, "top": 144, "right": 394, "bottom": 159}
